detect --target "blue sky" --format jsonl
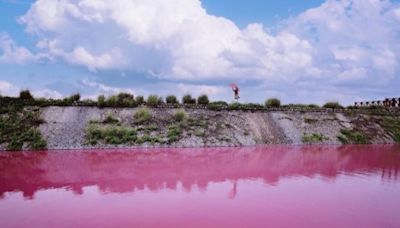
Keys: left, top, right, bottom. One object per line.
{"left": 0, "top": 0, "right": 400, "bottom": 104}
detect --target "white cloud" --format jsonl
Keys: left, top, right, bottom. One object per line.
{"left": 0, "top": 0, "right": 395, "bottom": 104}
{"left": 0, "top": 80, "right": 16, "bottom": 96}
{"left": 32, "top": 89, "right": 63, "bottom": 99}
{"left": 81, "top": 79, "right": 136, "bottom": 98}
{"left": 19, "top": 0, "right": 400, "bottom": 87}
{"left": 0, "top": 33, "right": 36, "bottom": 64}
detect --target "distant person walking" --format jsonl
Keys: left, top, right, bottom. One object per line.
{"left": 230, "top": 83, "right": 240, "bottom": 100}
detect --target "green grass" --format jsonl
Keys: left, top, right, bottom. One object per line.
{"left": 302, "top": 133, "right": 329, "bottom": 144}
{"left": 167, "top": 125, "right": 182, "bottom": 143}
{"left": 134, "top": 108, "right": 152, "bottom": 124}
{"left": 337, "top": 129, "right": 369, "bottom": 144}
{"left": 381, "top": 117, "right": 400, "bottom": 143}
{"left": 174, "top": 108, "right": 187, "bottom": 122}
{"left": 0, "top": 109, "right": 47, "bottom": 151}
{"left": 103, "top": 114, "right": 120, "bottom": 124}
{"left": 86, "top": 125, "right": 138, "bottom": 145}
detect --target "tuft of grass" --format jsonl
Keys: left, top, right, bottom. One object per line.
{"left": 302, "top": 133, "right": 329, "bottom": 144}
{"left": 86, "top": 125, "right": 138, "bottom": 145}
{"left": 174, "top": 108, "right": 187, "bottom": 122}
{"left": 103, "top": 114, "right": 120, "bottom": 124}
{"left": 265, "top": 98, "right": 281, "bottom": 108}
{"left": 167, "top": 125, "right": 182, "bottom": 143}
{"left": 381, "top": 117, "right": 400, "bottom": 143}
{"left": 134, "top": 108, "right": 152, "bottom": 124}
{"left": 337, "top": 129, "right": 369, "bottom": 144}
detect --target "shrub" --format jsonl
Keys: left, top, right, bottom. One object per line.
{"left": 117, "top": 92, "right": 135, "bottom": 107}
{"left": 68, "top": 93, "right": 81, "bottom": 103}
{"left": 182, "top": 94, "right": 196, "bottom": 104}
{"left": 135, "top": 96, "right": 145, "bottom": 105}
{"left": 338, "top": 129, "right": 369, "bottom": 144}
{"left": 107, "top": 95, "right": 118, "bottom": 107}
{"left": 323, "top": 102, "right": 344, "bottom": 109}
{"left": 103, "top": 114, "right": 120, "bottom": 124}
{"left": 302, "top": 133, "right": 328, "bottom": 144}
{"left": 166, "top": 95, "right": 178, "bottom": 104}
{"left": 207, "top": 101, "right": 228, "bottom": 111}
{"left": 265, "top": 98, "right": 281, "bottom": 108}
{"left": 147, "top": 94, "right": 160, "bottom": 107}
{"left": 98, "top": 95, "right": 106, "bottom": 107}
{"left": 134, "top": 108, "right": 151, "bottom": 124}
{"left": 20, "top": 90, "right": 33, "bottom": 100}
{"left": 174, "top": 108, "right": 187, "bottom": 121}
{"left": 167, "top": 125, "right": 182, "bottom": 143}
{"left": 197, "top": 95, "right": 209, "bottom": 105}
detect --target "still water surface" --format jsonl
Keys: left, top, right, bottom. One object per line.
{"left": 1, "top": 145, "right": 400, "bottom": 228}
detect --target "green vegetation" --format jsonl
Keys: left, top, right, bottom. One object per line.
{"left": 304, "top": 118, "right": 318, "bottom": 124}
{"left": 174, "top": 108, "right": 187, "bottom": 122}
{"left": 135, "top": 96, "right": 145, "bottom": 105}
{"left": 207, "top": 101, "right": 229, "bottom": 110}
{"left": 134, "top": 108, "right": 152, "bottom": 124}
{"left": 265, "top": 98, "right": 281, "bottom": 108}
{"left": 167, "top": 125, "right": 182, "bottom": 143}
{"left": 323, "top": 102, "right": 344, "bottom": 109}
{"left": 19, "top": 90, "right": 34, "bottom": 100}
{"left": 166, "top": 95, "right": 179, "bottom": 104}
{"left": 86, "top": 125, "right": 138, "bottom": 145}
{"left": 302, "top": 133, "right": 329, "bottom": 144}
{"left": 182, "top": 94, "right": 196, "bottom": 104}
{"left": 147, "top": 94, "right": 160, "bottom": 107}
{"left": 381, "top": 117, "right": 400, "bottom": 143}
{"left": 103, "top": 114, "right": 120, "bottom": 124}
{"left": 0, "top": 109, "right": 47, "bottom": 151}
{"left": 337, "top": 129, "right": 369, "bottom": 144}
{"left": 197, "top": 95, "right": 209, "bottom": 105}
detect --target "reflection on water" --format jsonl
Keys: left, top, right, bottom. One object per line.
{"left": 0, "top": 145, "right": 400, "bottom": 228}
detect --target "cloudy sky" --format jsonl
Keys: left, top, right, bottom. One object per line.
{"left": 0, "top": 0, "right": 399, "bottom": 105}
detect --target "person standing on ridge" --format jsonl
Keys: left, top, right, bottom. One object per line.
{"left": 230, "top": 83, "right": 240, "bottom": 100}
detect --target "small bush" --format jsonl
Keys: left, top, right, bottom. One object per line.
{"left": 167, "top": 125, "right": 182, "bottom": 143}
{"left": 107, "top": 95, "right": 118, "bottom": 107}
{"left": 135, "top": 96, "right": 145, "bottom": 105}
{"left": 103, "top": 114, "right": 120, "bottom": 124}
{"left": 147, "top": 94, "right": 160, "bottom": 107}
{"left": 182, "top": 94, "right": 196, "bottom": 105}
{"left": 20, "top": 90, "right": 34, "bottom": 100}
{"left": 174, "top": 108, "right": 187, "bottom": 122}
{"left": 117, "top": 92, "right": 135, "bottom": 107}
{"left": 302, "top": 133, "right": 328, "bottom": 144}
{"left": 338, "top": 129, "right": 369, "bottom": 144}
{"left": 98, "top": 95, "right": 106, "bottom": 107}
{"left": 166, "top": 95, "right": 178, "bottom": 104}
{"left": 68, "top": 93, "right": 81, "bottom": 103}
{"left": 323, "top": 102, "right": 344, "bottom": 109}
{"left": 265, "top": 98, "right": 281, "bottom": 108}
{"left": 197, "top": 95, "right": 209, "bottom": 105}
{"left": 134, "top": 108, "right": 152, "bottom": 124}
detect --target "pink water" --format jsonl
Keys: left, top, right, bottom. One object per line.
{"left": 1, "top": 146, "right": 400, "bottom": 228}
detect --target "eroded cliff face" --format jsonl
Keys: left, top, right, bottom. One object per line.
{"left": 30, "top": 107, "right": 396, "bottom": 150}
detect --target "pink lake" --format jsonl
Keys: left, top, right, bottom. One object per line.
{"left": 1, "top": 145, "right": 400, "bottom": 228}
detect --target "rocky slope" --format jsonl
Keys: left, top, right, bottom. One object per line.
{"left": 22, "top": 106, "right": 398, "bottom": 150}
